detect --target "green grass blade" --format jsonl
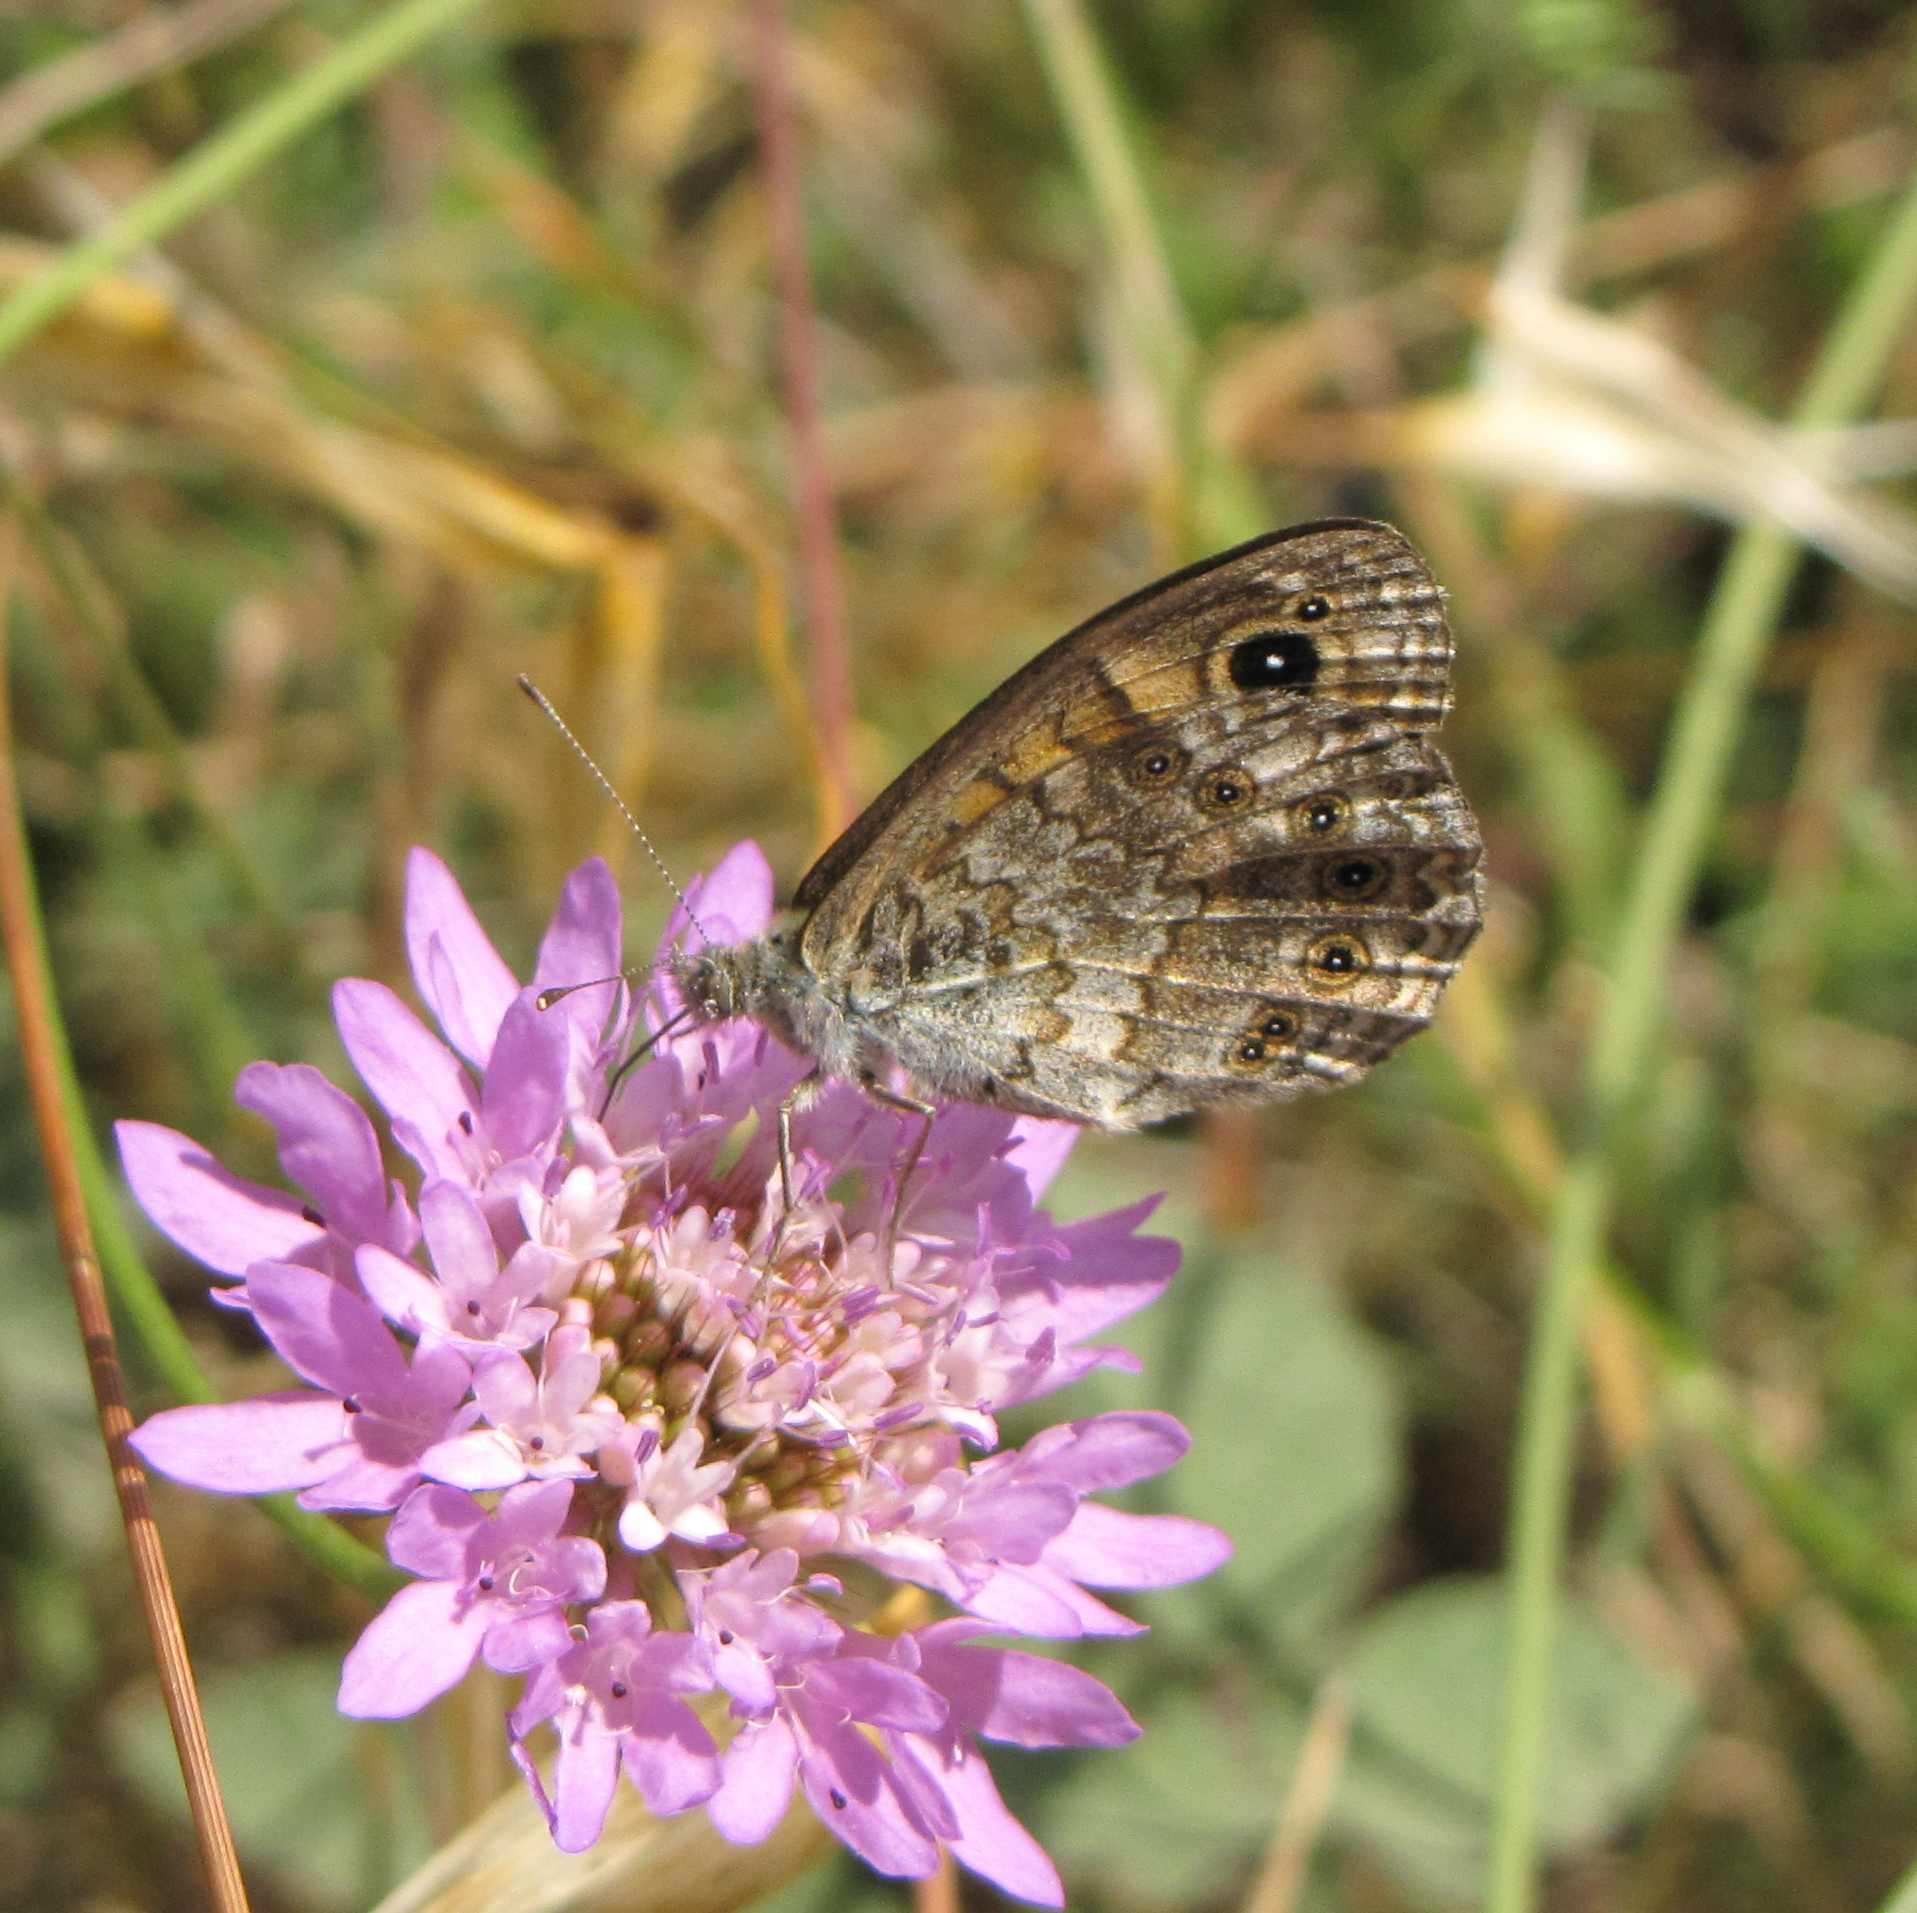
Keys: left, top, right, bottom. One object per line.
{"left": 1487, "top": 162, "right": 1917, "bottom": 1913}
{"left": 0, "top": 0, "right": 491, "bottom": 370}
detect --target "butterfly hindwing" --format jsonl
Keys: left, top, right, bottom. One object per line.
{"left": 829, "top": 685, "right": 1482, "bottom": 1125}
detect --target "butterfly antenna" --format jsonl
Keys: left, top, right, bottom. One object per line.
{"left": 517, "top": 675, "right": 714, "bottom": 949}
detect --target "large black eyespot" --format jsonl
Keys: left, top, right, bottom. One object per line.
{"left": 1228, "top": 630, "right": 1319, "bottom": 692}
{"left": 1299, "top": 793, "right": 1350, "bottom": 834}
{"left": 1299, "top": 595, "right": 1331, "bottom": 621}
{"left": 1196, "top": 767, "right": 1254, "bottom": 813}
{"left": 1327, "top": 856, "right": 1387, "bottom": 900}
{"left": 1305, "top": 933, "right": 1369, "bottom": 985}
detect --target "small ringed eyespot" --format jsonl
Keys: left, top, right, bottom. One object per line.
{"left": 1129, "top": 741, "right": 1185, "bottom": 786}
{"left": 1328, "top": 856, "right": 1386, "bottom": 899}
{"left": 1236, "top": 1037, "right": 1267, "bottom": 1064}
{"left": 1196, "top": 765, "right": 1254, "bottom": 812}
{"left": 1301, "top": 793, "right": 1350, "bottom": 834}
{"left": 1261, "top": 1011, "right": 1297, "bottom": 1040}
{"left": 1299, "top": 594, "right": 1331, "bottom": 621}
{"left": 1305, "top": 933, "right": 1369, "bottom": 984}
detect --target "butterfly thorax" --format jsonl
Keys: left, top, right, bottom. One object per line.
{"left": 672, "top": 915, "right": 873, "bottom": 1084}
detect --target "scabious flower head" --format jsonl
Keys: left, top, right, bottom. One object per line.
{"left": 125, "top": 844, "right": 1229, "bottom": 1905}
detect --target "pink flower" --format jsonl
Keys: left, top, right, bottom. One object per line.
{"left": 130, "top": 1261, "right": 474, "bottom": 1511}
{"left": 356, "top": 1178, "right": 557, "bottom": 1353}
{"left": 509, "top": 1602, "right": 721, "bottom": 1849}
{"left": 339, "top": 1480, "right": 607, "bottom": 1716}
{"left": 123, "top": 844, "right": 1230, "bottom": 1904}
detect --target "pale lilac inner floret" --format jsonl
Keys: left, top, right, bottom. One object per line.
{"left": 123, "top": 844, "right": 1230, "bottom": 1906}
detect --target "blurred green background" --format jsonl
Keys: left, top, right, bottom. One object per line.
{"left": 2, "top": 2, "right": 1916, "bottom": 1909}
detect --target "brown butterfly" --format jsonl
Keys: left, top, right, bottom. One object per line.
{"left": 673, "top": 519, "right": 1483, "bottom": 1137}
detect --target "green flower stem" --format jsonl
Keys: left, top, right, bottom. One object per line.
{"left": 5, "top": 774, "right": 394, "bottom": 1596}
{"left": 0, "top": 0, "right": 491, "bottom": 370}
{"left": 1016, "top": 0, "right": 1266, "bottom": 552}
{"left": 1017, "top": 0, "right": 1194, "bottom": 408}
{"left": 1487, "top": 163, "right": 1917, "bottom": 1913}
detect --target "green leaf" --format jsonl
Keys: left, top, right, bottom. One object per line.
{"left": 1337, "top": 1577, "right": 1696, "bottom": 1899}
{"left": 107, "top": 1650, "right": 432, "bottom": 1910}
{"left": 1169, "top": 1236, "right": 1404, "bottom": 1643}
{"left": 1027, "top": 1681, "right": 1308, "bottom": 1905}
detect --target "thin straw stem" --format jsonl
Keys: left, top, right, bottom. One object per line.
{"left": 0, "top": 531, "right": 248, "bottom": 1908}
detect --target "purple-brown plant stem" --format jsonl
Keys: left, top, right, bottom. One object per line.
{"left": 749, "top": 0, "right": 857, "bottom": 835}
{"left": 0, "top": 528, "right": 250, "bottom": 1911}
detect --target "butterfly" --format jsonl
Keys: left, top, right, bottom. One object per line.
{"left": 672, "top": 519, "right": 1483, "bottom": 1135}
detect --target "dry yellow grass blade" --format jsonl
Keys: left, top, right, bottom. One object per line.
{"left": 1, "top": 239, "right": 851, "bottom": 854}
{"left": 370, "top": 1777, "right": 835, "bottom": 1913}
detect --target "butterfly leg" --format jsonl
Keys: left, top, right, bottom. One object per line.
{"left": 859, "top": 1074, "right": 936, "bottom": 1274}
{"left": 772, "top": 1068, "right": 832, "bottom": 1220}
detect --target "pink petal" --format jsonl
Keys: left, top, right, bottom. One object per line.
{"left": 551, "top": 1718, "right": 621, "bottom": 1852}
{"left": 232, "top": 1063, "right": 399, "bottom": 1248}
{"left": 480, "top": 995, "right": 569, "bottom": 1161}
{"left": 1019, "top": 1204, "right": 1178, "bottom": 1345}
{"left": 709, "top": 1716, "right": 797, "bottom": 1844}
{"left": 672, "top": 840, "right": 774, "bottom": 952}
{"left": 947, "top": 1480, "right": 1077, "bottom": 1561}
{"left": 1042, "top": 1504, "right": 1233, "bottom": 1588}
{"left": 620, "top": 1695, "right": 721, "bottom": 1815}
{"left": 618, "top": 1499, "right": 667, "bottom": 1552}
{"left": 418, "top": 1179, "right": 497, "bottom": 1288}
{"left": 795, "top": 1712, "right": 938, "bottom": 1879}
{"left": 404, "top": 847, "right": 520, "bottom": 1067}
{"left": 900, "top": 1737, "right": 1064, "bottom": 1906}
{"left": 246, "top": 1263, "right": 409, "bottom": 1401}
{"left": 296, "top": 1455, "right": 423, "bottom": 1514}
{"left": 492, "top": 1477, "right": 579, "bottom": 1549}
{"left": 916, "top": 1633, "right": 1139, "bottom": 1748}
{"left": 1000, "top": 1119, "right": 1078, "bottom": 1200}
{"left": 332, "top": 979, "right": 475, "bottom": 1181}
{"left": 116, "top": 1120, "right": 321, "bottom": 1277}
{"left": 338, "top": 1578, "right": 485, "bottom": 1717}
{"left": 808, "top": 1659, "right": 946, "bottom": 1734}
{"left": 472, "top": 1350, "right": 537, "bottom": 1426}
{"left": 532, "top": 859, "right": 623, "bottom": 1029}
{"left": 483, "top": 1608, "right": 576, "bottom": 1674}
{"left": 1028, "top": 1412, "right": 1189, "bottom": 1493}
{"left": 420, "top": 1428, "right": 527, "bottom": 1491}
{"left": 961, "top": 1563, "right": 1146, "bottom": 1639}
{"left": 385, "top": 1482, "right": 487, "bottom": 1578}
{"left": 131, "top": 1394, "right": 346, "bottom": 1493}
{"left": 354, "top": 1244, "right": 443, "bottom": 1333}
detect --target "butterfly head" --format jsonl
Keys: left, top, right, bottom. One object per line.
{"left": 668, "top": 925, "right": 800, "bottom": 1027}
{"left": 667, "top": 921, "right": 849, "bottom": 1077}
{"left": 671, "top": 948, "right": 741, "bottom": 1024}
